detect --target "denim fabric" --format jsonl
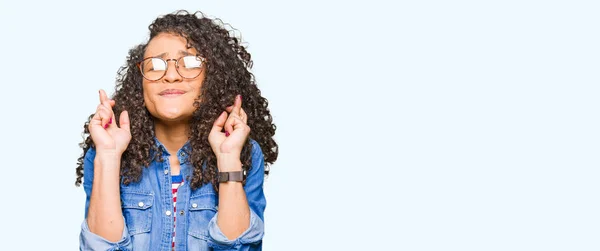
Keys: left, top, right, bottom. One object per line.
{"left": 79, "top": 139, "right": 266, "bottom": 251}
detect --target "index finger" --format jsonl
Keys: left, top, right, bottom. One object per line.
{"left": 99, "top": 89, "right": 109, "bottom": 104}
{"left": 233, "top": 95, "right": 242, "bottom": 115}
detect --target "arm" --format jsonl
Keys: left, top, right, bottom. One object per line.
{"left": 79, "top": 148, "right": 132, "bottom": 250}
{"left": 215, "top": 155, "right": 250, "bottom": 238}
{"left": 80, "top": 89, "right": 133, "bottom": 250}
{"left": 87, "top": 150, "right": 125, "bottom": 241}
{"left": 207, "top": 96, "right": 266, "bottom": 250}
{"left": 208, "top": 140, "right": 266, "bottom": 250}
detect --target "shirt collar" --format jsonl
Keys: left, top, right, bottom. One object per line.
{"left": 152, "top": 137, "right": 192, "bottom": 157}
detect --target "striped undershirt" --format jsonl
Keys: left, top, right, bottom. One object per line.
{"left": 171, "top": 174, "right": 183, "bottom": 250}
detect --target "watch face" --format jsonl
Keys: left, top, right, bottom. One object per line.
{"left": 219, "top": 172, "right": 229, "bottom": 182}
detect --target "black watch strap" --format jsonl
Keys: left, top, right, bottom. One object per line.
{"left": 218, "top": 171, "right": 245, "bottom": 183}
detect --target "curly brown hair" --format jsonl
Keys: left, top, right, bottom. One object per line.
{"left": 75, "top": 10, "right": 278, "bottom": 190}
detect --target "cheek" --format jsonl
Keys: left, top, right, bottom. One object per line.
{"left": 142, "top": 87, "right": 148, "bottom": 101}
{"left": 142, "top": 84, "right": 161, "bottom": 114}
{"left": 185, "top": 80, "right": 204, "bottom": 101}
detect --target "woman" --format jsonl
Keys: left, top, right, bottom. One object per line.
{"left": 75, "top": 10, "right": 278, "bottom": 251}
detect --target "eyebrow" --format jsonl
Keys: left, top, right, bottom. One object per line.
{"left": 148, "top": 50, "right": 194, "bottom": 58}
{"left": 178, "top": 50, "right": 194, "bottom": 56}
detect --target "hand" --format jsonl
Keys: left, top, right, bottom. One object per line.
{"left": 89, "top": 89, "right": 132, "bottom": 155}
{"left": 209, "top": 95, "right": 250, "bottom": 165}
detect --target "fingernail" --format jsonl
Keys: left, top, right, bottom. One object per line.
{"left": 239, "top": 95, "right": 242, "bottom": 100}
{"left": 225, "top": 131, "right": 230, "bottom": 137}
{"left": 109, "top": 118, "right": 112, "bottom": 124}
{"left": 104, "top": 124, "right": 109, "bottom": 129}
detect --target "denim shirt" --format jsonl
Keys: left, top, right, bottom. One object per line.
{"left": 79, "top": 139, "right": 266, "bottom": 251}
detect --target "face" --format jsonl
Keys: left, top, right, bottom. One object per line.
{"left": 141, "top": 33, "right": 206, "bottom": 123}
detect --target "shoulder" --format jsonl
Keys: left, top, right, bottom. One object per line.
{"left": 247, "top": 139, "right": 265, "bottom": 173}
{"left": 82, "top": 147, "right": 97, "bottom": 190}
{"left": 249, "top": 139, "right": 264, "bottom": 162}
{"left": 84, "top": 147, "right": 97, "bottom": 162}
{"left": 249, "top": 139, "right": 262, "bottom": 156}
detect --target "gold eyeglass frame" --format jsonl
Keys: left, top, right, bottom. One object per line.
{"left": 136, "top": 55, "right": 206, "bottom": 81}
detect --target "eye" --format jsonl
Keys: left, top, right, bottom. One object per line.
{"left": 181, "top": 56, "right": 203, "bottom": 69}
{"left": 141, "top": 58, "right": 167, "bottom": 72}
{"left": 149, "top": 58, "right": 167, "bottom": 71}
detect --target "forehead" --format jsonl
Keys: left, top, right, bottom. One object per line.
{"left": 144, "top": 33, "right": 198, "bottom": 57}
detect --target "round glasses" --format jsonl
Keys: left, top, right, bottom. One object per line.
{"left": 137, "top": 55, "right": 206, "bottom": 81}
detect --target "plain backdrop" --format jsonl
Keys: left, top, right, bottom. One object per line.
{"left": 0, "top": 0, "right": 598, "bottom": 250}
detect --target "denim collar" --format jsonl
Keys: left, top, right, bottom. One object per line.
{"left": 152, "top": 137, "right": 192, "bottom": 159}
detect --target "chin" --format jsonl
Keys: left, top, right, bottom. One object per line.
{"left": 156, "top": 109, "right": 193, "bottom": 122}
{"left": 159, "top": 115, "right": 182, "bottom": 122}
{"left": 158, "top": 113, "right": 184, "bottom": 121}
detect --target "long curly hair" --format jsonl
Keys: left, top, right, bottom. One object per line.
{"left": 75, "top": 10, "right": 278, "bottom": 190}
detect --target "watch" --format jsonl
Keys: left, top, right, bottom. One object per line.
{"left": 218, "top": 171, "right": 246, "bottom": 183}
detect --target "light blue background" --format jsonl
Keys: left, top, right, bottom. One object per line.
{"left": 0, "top": 0, "right": 598, "bottom": 250}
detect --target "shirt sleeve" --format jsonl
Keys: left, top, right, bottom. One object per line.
{"left": 207, "top": 140, "right": 267, "bottom": 250}
{"left": 80, "top": 216, "right": 132, "bottom": 251}
{"left": 79, "top": 147, "right": 133, "bottom": 251}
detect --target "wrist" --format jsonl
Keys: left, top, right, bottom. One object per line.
{"left": 95, "top": 149, "right": 123, "bottom": 159}
{"left": 94, "top": 150, "right": 122, "bottom": 173}
{"left": 217, "top": 154, "right": 242, "bottom": 172}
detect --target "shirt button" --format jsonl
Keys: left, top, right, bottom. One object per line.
{"left": 166, "top": 210, "right": 172, "bottom": 216}
{"left": 164, "top": 170, "right": 169, "bottom": 175}
{"left": 192, "top": 203, "right": 198, "bottom": 208}
{"left": 180, "top": 210, "right": 184, "bottom": 216}
{"left": 138, "top": 202, "right": 144, "bottom": 207}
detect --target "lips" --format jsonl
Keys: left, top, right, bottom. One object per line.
{"left": 159, "top": 89, "right": 186, "bottom": 96}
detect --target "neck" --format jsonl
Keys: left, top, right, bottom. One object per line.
{"left": 154, "top": 119, "right": 190, "bottom": 155}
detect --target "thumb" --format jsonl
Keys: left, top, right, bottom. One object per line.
{"left": 119, "top": 111, "right": 131, "bottom": 132}
{"left": 211, "top": 111, "right": 228, "bottom": 133}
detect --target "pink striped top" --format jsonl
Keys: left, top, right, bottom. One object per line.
{"left": 171, "top": 174, "right": 183, "bottom": 250}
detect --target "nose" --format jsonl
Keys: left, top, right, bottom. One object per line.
{"left": 162, "top": 59, "right": 182, "bottom": 83}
